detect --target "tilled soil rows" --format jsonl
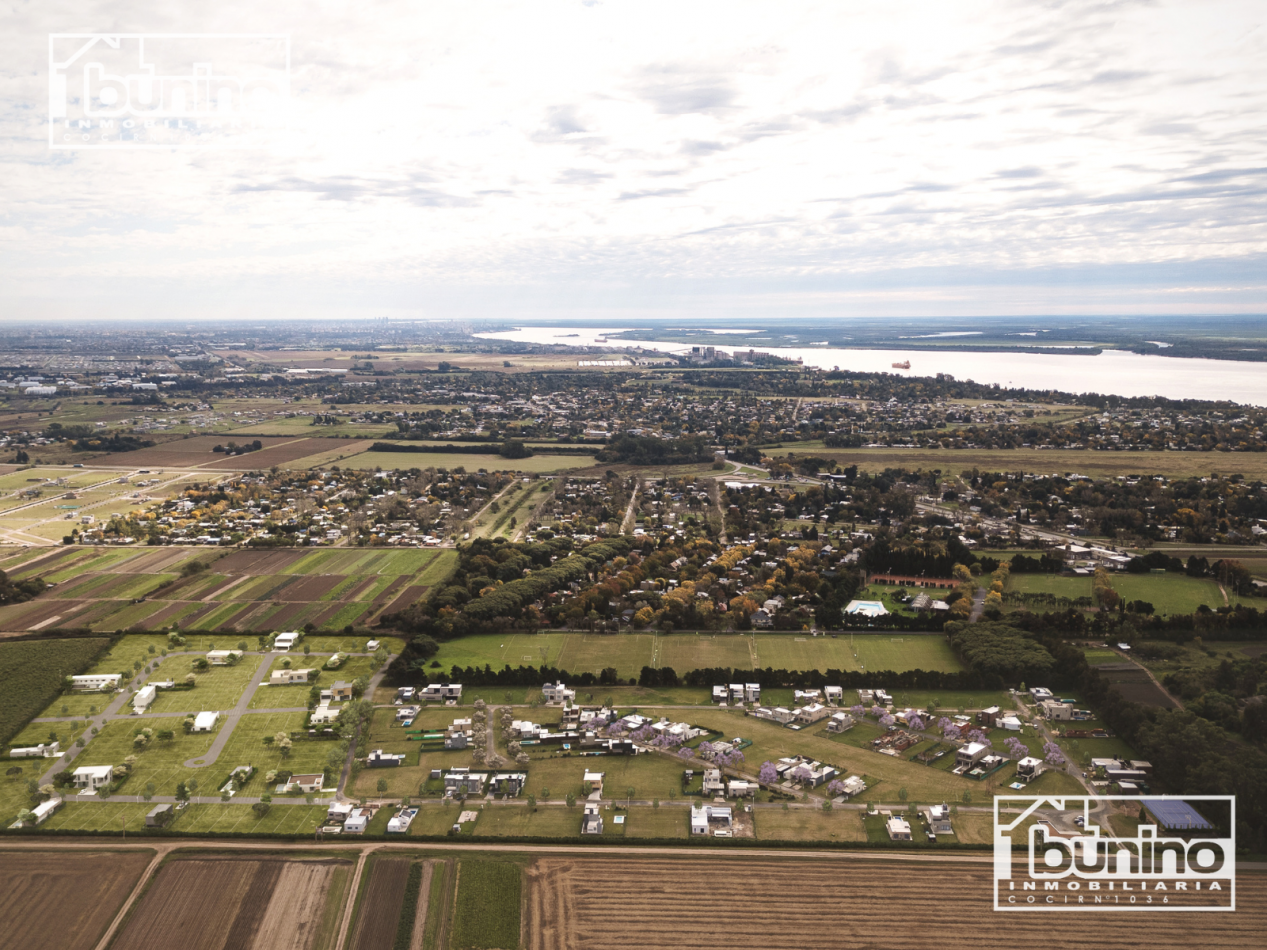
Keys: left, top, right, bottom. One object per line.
{"left": 523, "top": 856, "right": 1266, "bottom": 950}
{"left": 253, "top": 861, "right": 341, "bottom": 950}
{"left": 0, "top": 850, "right": 152, "bottom": 950}
{"left": 350, "top": 857, "right": 413, "bottom": 950}
{"left": 111, "top": 857, "right": 263, "bottom": 950}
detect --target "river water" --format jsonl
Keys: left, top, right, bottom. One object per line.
{"left": 475, "top": 327, "right": 1267, "bottom": 405}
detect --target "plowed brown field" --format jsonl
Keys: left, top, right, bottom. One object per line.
{"left": 254, "top": 861, "right": 342, "bottom": 950}
{"left": 112, "top": 855, "right": 349, "bottom": 950}
{"left": 349, "top": 856, "right": 412, "bottom": 950}
{"left": 523, "top": 857, "right": 1266, "bottom": 950}
{"left": 0, "top": 849, "right": 152, "bottom": 950}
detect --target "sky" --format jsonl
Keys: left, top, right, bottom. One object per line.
{"left": 3, "top": 0, "right": 1266, "bottom": 322}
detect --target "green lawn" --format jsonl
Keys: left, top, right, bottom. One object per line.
{"left": 145, "top": 655, "right": 264, "bottom": 714}
{"left": 471, "top": 805, "right": 582, "bottom": 837}
{"left": 755, "top": 806, "right": 866, "bottom": 842}
{"left": 1111, "top": 574, "right": 1226, "bottom": 615}
{"left": 73, "top": 714, "right": 226, "bottom": 796}
{"left": 217, "top": 710, "right": 328, "bottom": 778}
{"left": 40, "top": 801, "right": 329, "bottom": 834}
{"left": 1006, "top": 574, "right": 1092, "bottom": 598}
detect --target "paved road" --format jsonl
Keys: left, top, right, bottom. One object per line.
{"left": 36, "top": 648, "right": 394, "bottom": 786}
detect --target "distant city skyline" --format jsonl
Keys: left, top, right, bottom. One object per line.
{"left": 4, "top": 0, "right": 1266, "bottom": 321}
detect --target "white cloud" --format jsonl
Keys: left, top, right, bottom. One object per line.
{"left": 1, "top": 0, "right": 1266, "bottom": 320}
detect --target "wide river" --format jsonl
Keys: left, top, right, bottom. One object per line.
{"left": 476, "top": 327, "right": 1267, "bottom": 405}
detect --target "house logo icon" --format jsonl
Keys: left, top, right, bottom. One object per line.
{"left": 49, "top": 34, "right": 290, "bottom": 149}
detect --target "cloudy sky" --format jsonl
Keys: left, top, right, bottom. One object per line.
{"left": 3, "top": 0, "right": 1266, "bottom": 322}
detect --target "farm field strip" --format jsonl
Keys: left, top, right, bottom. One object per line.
{"left": 523, "top": 856, "right": 1267, "bottom": 950}
{"left": 0, "top": 849, "right": 154, "bottom": 950}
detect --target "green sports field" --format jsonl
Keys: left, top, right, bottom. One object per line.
{"left": 429, "top": 632, "right": 964, "bottom": 679}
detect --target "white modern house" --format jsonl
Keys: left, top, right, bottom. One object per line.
{"left": 886, "top": 816, "right": 912, "bottom": 840}
{"left": 270, "top": 668, "right": 316, "bottom": 685}
{"left": 70, "top": 674, "right": 121, "bottom": 691}
{"left": 419, "top": 683, "right": 463, "bottom": 702}
{"left": 192, "top": 711, "right": 220, "bottom": 732}
{"left": 133, "top": 684, "right": 157, "bottom": 714}
{"left": 206, "top": 649, "right": 243, "bottom": 665}
{"left": 542, "top": 682, "right": 575, "bottom": 704}
{"left": 273, "top": 632, "right": 300, "bottom": 651}
{"left": 9, "top": 742, "right": 59, "bottom": 758}
{"left": 72, "top": 765, "right": 114, "bottom": 791}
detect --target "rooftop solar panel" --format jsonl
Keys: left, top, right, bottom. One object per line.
{"left": 1144, "top": 800, "right": 1213, "bottom": 830}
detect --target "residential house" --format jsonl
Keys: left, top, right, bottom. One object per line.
{"left": 9, "top": 742, "right": 59, "bottom": 758}
{"left": 29, "top": 798, "right": 62, "bottom": 825}
{"left": 491, "top": 773, "right": 527, "bottom": 797}
{"left": 794, "top": 689, "right": 822, "bottom": 704}
{"left": 1016, "top": 757, "right": 1044, "bottom": 783}
{"left": 857, "top": 689, "right": 875, "bottom": 704}
{"left": 752, "top": 706, "right": 794, "bottom": 725}
{"left": 343, "top": 808, "right": 368, "bottom": 833}
{"left": 192, "top": 711, "right": 219, "bottom": 732}
{"left": 998, "top": 715, "right": 1023, "bottom": 731}
{"left": 387, "top": 808, "right": 418, "bottom": 834}
{"left": 702, "top": 768, "right": 724, "bottom": 796}
{"left": 133, "top": 684, "right": 156, "bottom": 714}
{"left": 955, "top": 742, "right": 989, "bottom": 771}
{"left": 1029, "top": 687, "right": 1054, "bottom": 703}
{"left": 365, "top": 640, "right": 380, "bottom": 652}
{"left": 581, "top": 802, "right": 603, "bottom": 835}
{"left": 444, "top": 768, "right": 486, "bottom": 796}
{"left": 542, "top": 682, "right": 576, "bottom": 704}
{"left": 836, "top": 775, "right": 867, "bottom": 798}
{"left": 824, "top": 686, "right": 843, "bottom": 706}
{"left": 924, "top": 803, "right": 953, "bottom": 835}
{"left": 727, "top": 780, "right": 757, "bottom": 798}
{"left": 145, "top": 803, "right": 174, "bottom": 828}
{"left": 395, "top": 687, "right": 416, "bottom": 703}
{"left": 583, "top": 770, "right": 605, "bottom": 796}
{"left": 826, "top": 712, "right": 856, "bottom": 734}
{"left": 444, "top": 733, "right": 468, "bottom": 750}
{"left": 1040, "top": 700, "right": 1072, "bottom": 721}
{"left": 751, "top": 609, "right": 773, "bottom": 628}
{"left": 310, "top": 704, "right": 338, "bottom": 726}
{"left": 273, "top": 632, "right": 300, "bottom": 651}
{"left": 886, "top": 816, "right": 912, "bottom": 840}
{"left": 287, "top": 774, "right": 325, "bottom": 793}
{"left": 977, "top": 706, "right": 1000, "bottom": 727}
{"left": 70, "top": 674, "right": 121, "bottom": 692}
{"left": 330, "top": 681, "right": 354, "bottom": 702}
{"left": 367, "top": 749, "right": 405, "bottom": 767}
{"left": 271, "top": 668, "right": 316, "bottom": 685}
{"left": 794, "top": 703, "right": 828, "bottom": 725}
{"left": 206, "top": 650, "right": 243, "bottom": 665}
{"left": 690, "top": 804, "right": 733, "bottom": 835}
{"left": 72, "top": 765, "right": 114, "bottom": 791}
{"left": 744, "top": 683, "right": 761, "bottom": 703}
{"left": 712, "top": 686, "right": 729, "bottom": 704}
{"left": 419, "top": 683, "right": 463, "bottom": 702}
{"left": 327, "top": 801, "right": 354, "bottom": 823}
{"left": 395, "top": 705, "right": 421, "bottom": 723}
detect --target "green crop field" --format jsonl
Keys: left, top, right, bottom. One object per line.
{"left": 450, "top": 861, "right": 521, "bottom": 950}
{"left": 0, "top": 637, "right": 110, "bottom": 746}
{"left": 40, "top": 800, "right": 328, "bottom": 834}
